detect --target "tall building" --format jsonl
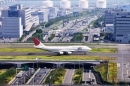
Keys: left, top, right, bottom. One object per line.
{"left": 1, "top": 4, "right": 31, "bottom": 29}
{"left": 0, "top": 17, "right": 23, "bottom": 38}
{"left": 0, "top": 4, "right": 39, "bottom": 38}
{"left": 115, "top": 12, "right": 130, "bottom": 43}
{"left": 105, "top": 9, "right": 130, "bottom": 43}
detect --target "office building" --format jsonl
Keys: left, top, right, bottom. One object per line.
{"left": 48, "top": 7, "right": 58, "bottom": 19}
{"left": 0, "top": 4, "right": 39, "bottom": 38}
{"left": 115, "top": 12, "right": 130, "bottom": 43}
{"left": 0, "top": 17, "right": 23, "bottom": 38}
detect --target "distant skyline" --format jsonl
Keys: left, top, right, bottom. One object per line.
{"left": 0, "top": 0, "right": 129, "bottom": 7}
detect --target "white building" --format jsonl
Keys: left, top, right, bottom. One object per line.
{"left": 60, "top": 0, "right": 71, "bottom": 9}
{"left": 42, "top": 0, "right": 53, "bottom": 8}
{"left": 78, "top": 0, "right": 89, "bottom": 9}
{"left": 96, "top": 0, "right": 107, "bottom": 8}
{"left": 31, "top": 11, "right": 48, "bottom": 23}
{"left": 0, "top": 17, "right": 23, "bottom": 38}
{"left": 30, "top": 16, "right": 39, "bottom": 26}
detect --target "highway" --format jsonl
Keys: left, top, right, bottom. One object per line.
{"left": 11, "top": 71, "right": 31, "bottom": 85}
{"left": 27, "top": 68, "right": 50, "bottom": 85}
{"left": 82, "top": 70, "right": 97, "bottom": 85}
{"left": 63, "top": 69, "right": 75, "bottom": 85}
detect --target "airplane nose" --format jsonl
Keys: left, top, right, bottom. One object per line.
{"left": 89, "top": 48, "right": 92, "bottom": 51}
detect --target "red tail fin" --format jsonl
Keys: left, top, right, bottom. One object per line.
{"left": 32, "top": 38, "right": 40, "bottom": 46}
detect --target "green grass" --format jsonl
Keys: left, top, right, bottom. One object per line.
{"left": 0, "top": 56, "right": 116, "bottom": 60}
{"left": 0, "top": 70, "right": 6, "bottom": 75}
{"left": 44, "top": 68, "right": 66, "bottom": 84}
{"left": 108, "top": 62, "right": 117, "bottom": 83}
{"left": 0, "top": 68, "right": 16, "bottom": 84}
{"left": 73, "top": 68, "right": 83, "bottom": 84}
{"left": 0, "top": 48, "right": 46, "bottom": 52}
{"left": 94, "top": 62, "right": 117, "bottom": 83}
{"left": 90, "top": 48, "right": 117, "bottom": 53}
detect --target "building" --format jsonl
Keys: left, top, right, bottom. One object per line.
{"left": 115, "top": 12, "right": 130, "bottom": 43}
{"left": 78, "top": 0, "right": 89, "bottom": 9}
{"left": 96, "top": 0, "right": 107, "bottom": 8}
{"left": 48, "top": 7, "right": 58, "bottom": 19}
{"left": 42, "top": 0, "right": 53, "bottom": 8}
{"left": 1, "top": 4, "right": 31, "bottom": 29}
{"left": 31, "top": 10, "right": 49, "bottom": 23}
{"left": 0, "top": 4, "right": 39, "bottom": 38}
{"left": 0, "top": 17, "right": 23, "bottom": 38}
{"left": 105, "top": 9, "right": 130, "bottom": 43}
{"left": 60, "top": 0, "right": 71, "bottom": 9}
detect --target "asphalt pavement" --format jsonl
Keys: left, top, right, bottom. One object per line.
{"left": 27, "top": 68, "right": 50, "bottom": 85}
{"left": 63, "top": 69, "right": 75, "bottom": 85}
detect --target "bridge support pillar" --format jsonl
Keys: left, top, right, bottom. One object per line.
{"left": 57, "top": 64, "right": 61, "bottom": 68}
{"left": 17, "top": 64, "right": 22, "bottom": 68}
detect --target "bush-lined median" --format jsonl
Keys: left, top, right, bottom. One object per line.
{"left": 73, "top": 68, "right": 83, "bottom": 84}
{"left": 44, "top": 68, "right": 66, "bottom": 84}
{"left": 94, "top": 62, "right": 117, "bottom": 84}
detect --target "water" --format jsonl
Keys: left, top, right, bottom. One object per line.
{"left": 0, "top": 0, "right": 130, "bottom": 8}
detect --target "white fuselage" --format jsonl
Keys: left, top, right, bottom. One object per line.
{"left": 35, "top": 45, "right": 91, "bottom": 54}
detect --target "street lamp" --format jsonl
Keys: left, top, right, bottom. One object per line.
{"left": 49, "top": 76, "right": 52, "bottom": 86}
{"left": 36, "top": 58, "right": 40, "bottom": 68}
{"left": 44, "top": 67, "right": 46, "bottom": 73}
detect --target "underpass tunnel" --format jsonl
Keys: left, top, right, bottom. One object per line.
{"left": 62, "top": 63, "right": 96, "bottom": 69}
{"left": 0, "top": 63, "right": 16, "bottom": 69}
{"left": 23, "top": 63, "right": 55, "bottom": 68}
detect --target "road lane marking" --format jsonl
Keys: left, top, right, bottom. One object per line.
{"left": 117, "top": 63, "right": 120, "bottom": 67}
{"left": 126, "top": 62, "right": 129, "bottom": 68}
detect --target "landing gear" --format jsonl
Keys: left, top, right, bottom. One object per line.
{"left": 84, "top": 52, "right": 87, "bottom": 55}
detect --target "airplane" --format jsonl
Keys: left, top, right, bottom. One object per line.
{"left": 32, "top": 38, "right": 92, "bottom": 55}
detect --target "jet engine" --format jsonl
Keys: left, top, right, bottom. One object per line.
{"left": 58, "top": 52, "right": 64, "bottom": 55}
{"left": 66, "top": 52, "right": 72, "bottom": 55}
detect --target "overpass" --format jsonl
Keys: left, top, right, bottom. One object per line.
{"left": 0, "top": 60, "right": 103, "bottom": 68}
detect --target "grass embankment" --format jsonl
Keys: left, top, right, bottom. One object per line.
{"left": 0, "top": 67, "right": 16, "bottom": 84}
{"left": 0, "top": 56, "right": 116, "bottom": 60}
{"left": 44, "top": 68, "right": 66, "bottom": 84}
{"left": 73, "top": 68, "right": 83, "bottom": 84}
{"left": 94, "top": 62, "right": 117, "bottom": 84}
{"left": 90, "top": 48, "right": 117, "bottom": 53}
{"left": 0, "top": 48, "right": 117, "bottom": 53}
{"left": 0, "top": 70, "right": 6, "bottom": 75}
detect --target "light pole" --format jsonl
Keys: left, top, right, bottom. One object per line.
{"left": 49, "top": 76, "right": 52, "bottom": 86}
{"left": 36, "top": 58, "right": 40, "bottom": 68}
{"left": 79, "top": 60, "right": 80, "bottom": 69}
{"left": 44, "top": 67, "right": 46, "bottom": 73}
